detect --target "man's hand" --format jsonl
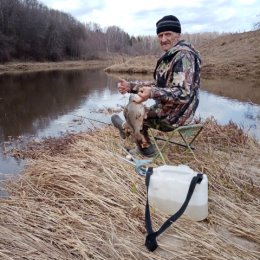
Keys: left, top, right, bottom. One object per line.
{"left": 136, "top": 86, "right": 151, "bottom": 103}
{"left": 132, "top": 94, "right": 144, "bottom": 103}
{"left": 118, "top": 78, "right": 130, "bottom": 94}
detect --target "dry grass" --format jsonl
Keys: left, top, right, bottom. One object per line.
{"left": 104, "top": 55, "right": 156, "bottom": 74}
{"left": 0, "top": 118, "right": 259, "bottom": 259}
{"left": 199, "top": 30, "right": 260, "bottom": 79}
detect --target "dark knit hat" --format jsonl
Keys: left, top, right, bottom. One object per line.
{"left": 156, "top": 15, "right": 181, "bottom": 34}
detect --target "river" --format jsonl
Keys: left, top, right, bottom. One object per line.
{"left": 0, "top": 68, "right": 259, "bottom": 176}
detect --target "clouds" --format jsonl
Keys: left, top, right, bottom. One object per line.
{"left": 39, "top": 0, "right": 260, "bottom": 35}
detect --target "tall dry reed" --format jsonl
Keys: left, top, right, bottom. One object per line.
{"left": 0, "top": 118, "right": 259, "bottom": 259}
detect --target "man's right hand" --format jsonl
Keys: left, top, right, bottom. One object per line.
{"left": 118, "top": 78, "right": 130, "bottom": 94}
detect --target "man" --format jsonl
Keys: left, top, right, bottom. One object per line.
{"left": 111, "top": 15, "right": 201, "bottom": 157}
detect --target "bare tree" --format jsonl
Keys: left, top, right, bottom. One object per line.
{"left": 104, "top": 26, "right": 130, "bottom": 53}
{"left": 0, "top": 0, "right": 235, "bottom": 62}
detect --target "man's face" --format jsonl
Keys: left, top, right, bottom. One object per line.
{"left": 158, "top": 31, "right": 178, "bottom": 52}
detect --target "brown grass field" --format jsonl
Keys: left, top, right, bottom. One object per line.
{"left": 0, "top": 118, "right": 259, "bottom": 259}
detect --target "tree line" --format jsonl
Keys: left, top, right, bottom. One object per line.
{"left": 1, "top": 0, "right": 256, "bottom": 63}
{"left": 0, "top": 0, "right": 158, "bottom": 62}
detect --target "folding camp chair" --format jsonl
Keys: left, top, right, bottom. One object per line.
{"left": 150, "top": 123, "right": 203, "bottom": 163}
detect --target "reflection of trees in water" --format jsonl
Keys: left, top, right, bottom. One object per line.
{"left": 0, "top": 69, "right": 117, "bottom": 141}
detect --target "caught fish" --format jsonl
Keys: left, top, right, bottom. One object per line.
{"left": 124, "top": 94, "right": 146, "bottom": 143}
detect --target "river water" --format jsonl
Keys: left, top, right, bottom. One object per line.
{"left": 0, "top": 69, "right": 259, "bottom": 176}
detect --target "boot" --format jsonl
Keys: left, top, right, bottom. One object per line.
{"left": 136, "top": 142, "right": 156, "bottom": 157}
{"left": 136, "top": 128, "right": 156, "bottom": 157}
{"left": 111, "top": 114, "right": 126, "bottom": 139}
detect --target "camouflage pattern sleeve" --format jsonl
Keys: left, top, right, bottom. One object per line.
{"left": 150, "top": 50, "right": 196, "bottom": 104}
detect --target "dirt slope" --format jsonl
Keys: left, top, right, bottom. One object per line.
{"left": 199, "top": 30, "right": 260, "bottom": 79}
{"left": 105, "top": 30, "right": 260, "bottom": 80}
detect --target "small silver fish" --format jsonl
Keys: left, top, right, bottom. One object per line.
{"left": 124, "top": 94, "right": 146, "bottom": 143}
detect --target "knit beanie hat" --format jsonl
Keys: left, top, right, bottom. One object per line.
{"left": 156, "top": 15, "right": 181, "bottom": 34}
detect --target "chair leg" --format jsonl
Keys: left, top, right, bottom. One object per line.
{"left": 154, "top": 136, "right": 195, "bottom": 149}
{"left": 188, "top": 127, "right": 203, "bottom": 146}
{"left": 149, "top": 129, "right": 167, "bottom": 164}
{"left": 149, "top": 125, "right": 203, "bottom": 163}
{"left": 177, "top": 130, "right": 202, "bottom": 161}
{"left": 178, "top": 131, "right": 193, "bottom": 151}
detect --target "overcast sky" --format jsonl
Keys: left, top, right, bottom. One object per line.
{"left": 39, "top": 0, "right": 260, "bottom": 36}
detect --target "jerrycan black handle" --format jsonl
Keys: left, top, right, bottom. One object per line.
{"left": 144, "top": 167, "right": 203, "bottom": 252}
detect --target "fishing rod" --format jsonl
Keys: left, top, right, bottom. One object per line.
{"left": 71, "top": 114, "right": 111, "bottom": 125}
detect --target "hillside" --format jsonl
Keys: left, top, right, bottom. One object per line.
{"left": 105, "top": 30, "right": 260, "bottom": 80}
{"left": 199, "top": 30, "right": 260, "bottom": 78}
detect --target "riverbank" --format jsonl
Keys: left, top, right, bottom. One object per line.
{"left": 0, "top": 58, "right": 122, "bottom": 75}
{"left": 1, "top": 30, "right": 260, "bottom": 79}
{"left": 0, "top": 118, "right": 259, "bottom": 259}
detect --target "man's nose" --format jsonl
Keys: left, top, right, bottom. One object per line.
{"left": 161, "top": 34, "right": 167, "bottom": 41}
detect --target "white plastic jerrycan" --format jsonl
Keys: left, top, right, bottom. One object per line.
{"left": 148, "top": 164, "right": 208, "bottom": 221}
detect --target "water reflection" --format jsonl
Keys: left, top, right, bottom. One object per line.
{"left": 197, "top": 91, "right": 260, "bottom": 139}
{"left": 0, "top": 69, "right": 259, "bottom": 175}
{"left": 0, "top": 69, "right": 118, "bottom": 174}
{"left": 201, "top": 78, "right": 260, "bottom": 105}
{"left": 0, "top": 69, "right": 115, "bottom": 141}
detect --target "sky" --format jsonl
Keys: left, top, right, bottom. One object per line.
{"left": 39, "top": 0, "right": 260, "bottom": 36}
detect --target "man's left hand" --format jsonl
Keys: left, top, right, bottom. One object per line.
{"left": 137, "top": 86, "right": 151, "bottom": 102}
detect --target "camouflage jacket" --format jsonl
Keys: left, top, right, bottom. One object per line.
{"left": 130, "top": 40, "right": 201, "bottom": 127}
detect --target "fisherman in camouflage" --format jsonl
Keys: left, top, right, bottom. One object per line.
{"left": 111, "top": 15, "right": 202, "bottom": 157}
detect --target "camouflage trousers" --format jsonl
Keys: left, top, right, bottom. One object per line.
{"left": 125, "top": 105, "right": 178, "bottom": 148}
{"left": 143, "top": 105, "right": 176, "bottom": 133}
{"left": 129, "top": 105, "right": 176, "bottom": 148}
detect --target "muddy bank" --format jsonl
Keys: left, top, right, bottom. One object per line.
{"left": 1, "top": 118, "right": 259, "bottom": 259}
{"left": 0, "top": 59, "right": 117, "bottom": 75}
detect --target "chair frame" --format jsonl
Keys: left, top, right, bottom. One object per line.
{"left": 150, "top": 124, "right": 203, "bottom": 163}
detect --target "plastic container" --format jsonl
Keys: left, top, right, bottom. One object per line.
{"left": 148, "top": 164, "right": 208, "bottom": 221}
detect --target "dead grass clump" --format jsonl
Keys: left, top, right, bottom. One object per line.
{"left": 0, "top": 118, "right": 259, "bottom": 259}
{"left": 199, "top": 117, "right": 249, "bottom": 148}
{"left": 9, "top": 132, "right": 80, "bottom": 159}
{"left": 104, "top": 55, "right": 156, "bottom": 74}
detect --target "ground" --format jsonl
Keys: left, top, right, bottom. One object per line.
{"left": 1, "top": 120, "right": 259, "bottom": 260}
{"left": 199, "top": 30, "right": 260, "bottom": 79}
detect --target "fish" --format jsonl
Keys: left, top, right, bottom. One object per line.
{"left": 123, "top": 94, "right": 146, "bottom": 143}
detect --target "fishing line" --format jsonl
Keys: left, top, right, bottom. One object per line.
{"left": 71, "top": 114, "right": 111, "bottom": 125}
